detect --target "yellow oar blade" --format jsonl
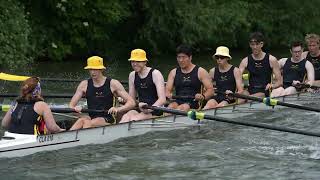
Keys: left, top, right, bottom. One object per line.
{"left": 0, "top": 73, "right": 30, "bottom": 81}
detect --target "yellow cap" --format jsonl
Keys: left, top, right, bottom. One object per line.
{"left": 213, "top": 46, "right": 232, "bottom": 59}
{"left": 84, "top": 56, "right": 106, "bottom": 70}
{"left": 128, "top": 49, "right": 148, "bottom": 61}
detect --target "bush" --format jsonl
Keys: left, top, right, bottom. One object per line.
{"left": 0, "top": 0, "right": 32, "bottom": 70}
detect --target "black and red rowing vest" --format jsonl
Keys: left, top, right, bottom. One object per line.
{"left": 9, "top": 101, "right": 46, "bottom": 135}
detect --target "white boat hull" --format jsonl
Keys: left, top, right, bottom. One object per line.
{"left": 0, "top": 92, "right": 317, "bottom": 158}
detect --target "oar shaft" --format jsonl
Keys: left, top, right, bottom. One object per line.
{"left": 144, "top": 105, "right": 320, "bottom": 138}
{"left": 50, "top": 108, "right": 105, "bottom": 114}
{"left": 230, "top": 93, "right": 320, "bottom": 113}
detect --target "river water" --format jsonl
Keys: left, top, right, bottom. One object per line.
{"left": 2, "top": 52, "right": 320, "bottom": 179}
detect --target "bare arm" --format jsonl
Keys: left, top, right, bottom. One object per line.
{"left": 198, "top": 67, "right": 214, "bottom": 100}
{"left": 305, "top": 61, "right": 315, "bottom": 85}
{"left": 128, "top": 71, "right": 136, "bottom": 100}
{"left": 2, "top": 110, "right": 12, "bottom": 129}
{"left": 152, "top": 69, "right": 166, "bottom": 106}
{"left": 69, "top": 80, "right": 87, "bottom": 108}
{"left": 1, "top": 103, "right": 16, "bottom": 129}
{"left": 238, "top": 57, "right": 248, "bottom": 75}
{"left": 165, "top": 68, "right": 176, "bottom": 99}
{"left": 111, "top": 79, "right": 136, "bottom": 113}
{"left": 234, "top": 67, "right": 244, "bottom": 93}
{"left": 35, "top": 102, "right": 63, "bottom": 133}
{"left": 269, "top": 55, "right": 283, "bottom": 88}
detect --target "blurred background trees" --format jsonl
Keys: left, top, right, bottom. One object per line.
{"left": 1, "top": 0, "right": 319, "bottom": 67}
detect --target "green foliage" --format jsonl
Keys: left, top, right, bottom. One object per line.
{"left": 3, "top": 0, "right": 319, "bottom": 64}
{"left": 23, "top": 0, "right": 132, "bottom": 60}
{"left": 0, "top": 0, "right": 32, "bottom": 69}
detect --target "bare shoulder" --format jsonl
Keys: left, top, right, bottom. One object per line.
{"left": 128, "top": 71, "right": 135, "bottom": 80}
{"left": 168, "top": 68, "right": 177, "bottom": 77}
{"left": 302, "top": 51, "right": 309, "bottom": 58}
{"left": 239, "top": 57, "right": 248, "bottom": 66}
{"left": 34, "top": 101, "right": 49, "bottom": 111}
{"left": 78, "top": 80, "right": 88, "bottom": 89}
{"left": 198, "top": 67, "right": 209, "bottom": 74}
{"left": 234, "top": 66, "right": 240, "bottom": 73}
{"left": 110, "top": 79, "right": 122, "bottom": 87}
{"left": 152, "top": 69, "right": 163, "bottom": 76}
{"left": 269, "top": 54, "right": 278, "bottom": 62}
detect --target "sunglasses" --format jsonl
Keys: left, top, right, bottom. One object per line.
{"left": 215, "top": 56, "right": 228, "bottom": 60}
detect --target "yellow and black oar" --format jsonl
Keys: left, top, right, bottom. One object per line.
{"left": 225, "top": 92, "right": 320, "bottom": 113}
{"left": 0, "top": 72, "right": 129, "bottom": 84}
{"left": 143, "top": 105, "right": 320, "bottom": 138}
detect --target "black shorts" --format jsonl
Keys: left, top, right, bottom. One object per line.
{"left": 90, "top": 115, "right": 116, "bottom": 124}
{"left": 212, "top": 95, "right": 236, "bottom": 104}
{"left": 175, "top": 99, "right": 200, "bottom": 109}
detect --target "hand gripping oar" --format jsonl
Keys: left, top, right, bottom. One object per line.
{"left": 223, "top": 92, "right": 320, "bottom": 113}
{"left": 143, "top": 105, "right": 320, "bottom": 138}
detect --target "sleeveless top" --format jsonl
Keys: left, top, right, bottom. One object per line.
{"left": 247, "top": 53, "right": 272, "bottom": 89}
{"left": 283, "top": 58, "right": 307, "bottom": 88}
{"left": 306, "top": 52, "right": 320, "bottom": 80}
{"left": 86, "top": 78, "right": 114, "bottom": 119}
{"left": 174, "top": 66, "right": 202, "bottom": 96}
{"left": 9, "top": 101, "right": 46, "bottom": 135}
{"left": 134, "top": 68, "right": 158, "bottom": 105}
{"left": 213, "top": 66, "right": 236, "bottom": 93}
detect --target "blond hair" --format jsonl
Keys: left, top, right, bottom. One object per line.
{"left": 305, "top": 33, "right": 320, "bottom": 44}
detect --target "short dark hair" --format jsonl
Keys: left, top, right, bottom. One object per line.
{"left": 249, "top": 32, "right": 264, "bottom": 42}
{"left": 290, "top": 41, "right": 303, "bottom": 49}
{"left": 176, "top": 44, "right": 192, "bottom": 57}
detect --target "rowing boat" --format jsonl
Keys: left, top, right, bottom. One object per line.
{"left": 0, "top": 92, "right": 318, "bottom": 158}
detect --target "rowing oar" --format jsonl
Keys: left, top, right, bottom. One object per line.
{"left": 50, "top": 107, "right": 105, "bottom": 114}
{"left": 0, "top": 72, "right": 129, "bottom": 84}
{"left": 0, "top": 93, "right": 75, "bottom": 98}
{"left": 0, "top": 105, "right": 105, "bottom": 114}
{"left": 143, "top": 105, "right": 320, "bottom": 138}
{"left": 225, "top": 92, "right": 320, "bottom": 113}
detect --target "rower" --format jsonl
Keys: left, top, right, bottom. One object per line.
{"left": 302, "top": 33, "right": 320, "bottom": 86}
{"left": 203, "top": 46, "right": 243, "bottom": 109}
{"left": 238, "top": 32, "right": 282, "bottom": 101}
{"left": 120, "top": 49, "right": 166, "bottom": 123}
{"left": 166, "top": 44, "right": 214, "bottom": 111}
{"left": 69, "top": 56, "right": 135, "bottom": 130}
{"left": 1, "top": 77, "right": 64, "bottom": 135}
{"left": 271, "top": 41, "right": 315, "bottom": 97}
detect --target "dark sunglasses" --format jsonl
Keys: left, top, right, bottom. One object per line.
{"left": 215, "top": 56, "right": 228, "bottom": 60}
